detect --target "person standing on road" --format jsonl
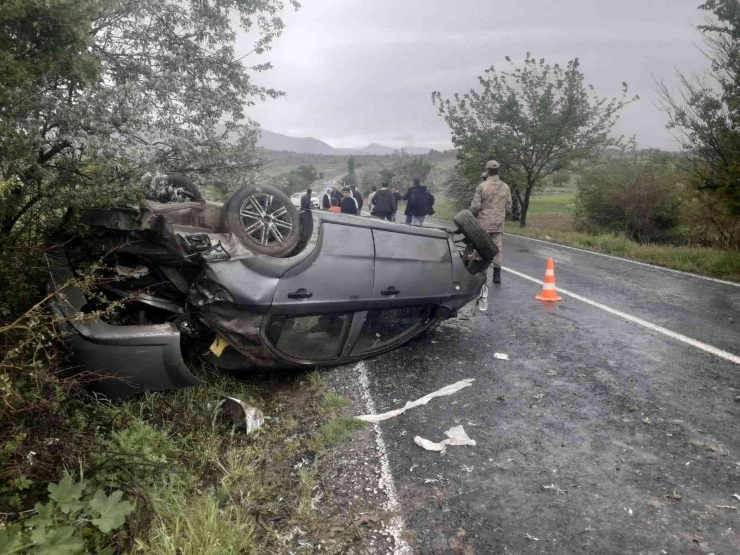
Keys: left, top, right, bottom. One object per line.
{"left": 371, "top": 182, "right": 396, "bottom": 221}
{"left": 350, "top": 185, "right": 363, "bottom": 213}
{"left": 471, "top": 160, "right": 512, "bottom": 284}
{"left": 331, "top": 186, "right": 342, "bottom": 206}
{"left": 340, "top": 187, "right": 358, "bottom": 215}
{"left": 368, "top": 186, "right": 378, "bottom": 207}
{"left": 402, "top": 180, "right": 420, "bottom": 224}
{"left": 300, "top": 188, "right": 312, "bottom": 211}
{"left": 322, "top": 188, "right": 331, "bottom": 210}
{"left": 391, "top": 187, "right": 402, "bottom": 222}
{"left": 407, "top": 178, "right": 435, "bottom": 226}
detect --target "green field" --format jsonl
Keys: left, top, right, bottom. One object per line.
{"left": 527, "top": 190, "right": 577, "bottom": 216}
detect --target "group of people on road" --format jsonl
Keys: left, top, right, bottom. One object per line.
{"left": 300, "top": 160, "right": 511, "bottom": 284}
{"left": 299, "top": 178, "right": 436, "bottom": 226}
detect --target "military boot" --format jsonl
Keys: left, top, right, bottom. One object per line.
{"left": 493, "top": 267, "right": 501, "bottom": 284}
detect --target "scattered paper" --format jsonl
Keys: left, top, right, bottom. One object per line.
{"left": 525, "top": 533, "right": 539, "bottom": 541}
{"left": 543, "top": 484, "right": 567, "bottom": 495}
{"left": 356, "top": 379, "right": 475, "bottom": 422}
{"left": 414, "top": 425, "right": 476, "bottom": 453}
{"left": 493, "top": 353, "right": 509, "bottom": 360}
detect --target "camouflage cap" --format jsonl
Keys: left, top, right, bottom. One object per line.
{"left": 485, "top": 160, "right": 500, "bottom": 169}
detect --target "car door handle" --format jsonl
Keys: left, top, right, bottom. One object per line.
{"left": 287, "top": 288, "right": 313, "bottom": 299}
{"left": 381, "top": 287, "right": 400, "bottom": 296}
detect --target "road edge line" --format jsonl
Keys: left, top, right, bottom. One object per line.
{"left": 502, "top": 267, "right": 740, "bottom": 366}
{"left": 505, "top": 233, "right": 740, "bottom": 288}
{"left": 356, "top": 362, "right": 413, "bottom": 555}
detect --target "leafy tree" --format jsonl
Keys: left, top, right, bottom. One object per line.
{"left": 433, "top": 54, "right": 635, "bottom": 226}
{"left": 657, "top": 0, "right": 740, "bottom": 226}
{"left": 347, "top": 155, "right": 356, "bottom": 175}
{"left": 0, "top": 0, "right": 298, "bottom": 243}
{"left": 575, "top": 150, "right": 683, "bottom": 243}
{"left": 356, "top": 153, "right": 436, "bottom": 195}
{"left": 343, "top": 173, "right": 357, "bottom": 187}
{"left": 378, "top": 168, "right": 395, "bottom": 184}
{"left": 551, "top": 171, "right": 570, "bottom": 187}
{"left": 295, "top": 165, "right": 319, "bottom": 183}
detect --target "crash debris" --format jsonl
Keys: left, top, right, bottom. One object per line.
{"left": 414, "top": 425, "right": 476, "bottom": 453}
{"left": 217, "top": 396, "right": 265, "bottom": 434}
{"left": 356, "top": 379, "right": 475, "bottom": 423}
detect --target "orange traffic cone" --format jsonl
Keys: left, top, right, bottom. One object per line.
{"left": 535, "top": 258, "right": 563, "bottom": 302}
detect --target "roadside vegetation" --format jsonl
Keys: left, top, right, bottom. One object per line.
{"left": 0, "top": 0, "right": 373, "bottom": 552}
{"left": 431, "top": 1, "right": 740, "bottom": 280}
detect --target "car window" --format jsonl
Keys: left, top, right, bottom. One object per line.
{"left": 350, "top": 307, "right": 430, "bottom": 356}
{"left": 265, "top": 314, "right": 349, "bottom": 361}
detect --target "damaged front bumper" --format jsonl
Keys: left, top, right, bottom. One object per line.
{"left": 48, "top": 254, "right": 203, "bottom": 401}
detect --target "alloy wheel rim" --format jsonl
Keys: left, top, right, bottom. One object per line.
{"left": 238, "top": 192, "right": 293, "bottom": 246}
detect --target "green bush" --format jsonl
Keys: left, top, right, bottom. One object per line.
{"left": 575, "top": 152, "right": 683, "bottom": 243}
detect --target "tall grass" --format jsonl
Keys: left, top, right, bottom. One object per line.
{"left": 505, "top": 224, "right": 740, "bottom": 282}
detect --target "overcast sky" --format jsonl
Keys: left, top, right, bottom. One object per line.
{"left": 240, "top": 0, "right": 710, "bottom": 151}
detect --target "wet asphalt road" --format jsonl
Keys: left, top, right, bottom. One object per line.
{"left": 360, "top": 231, "right": 740, "bottom": 554}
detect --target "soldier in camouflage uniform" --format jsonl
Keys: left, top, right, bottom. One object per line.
{"left": 470, "top": 160, "right": 512, "bottom": 284}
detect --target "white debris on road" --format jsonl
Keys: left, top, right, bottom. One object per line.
{"left": 414, "top": 425, "right": 477, "bottom": 453}
{"left": 542, "top": 484, "right": 567, "bottom": 495}
{"left": 356, "top": 379, "right": 475, "bottom": 423}
{"left": 493, "top": 353, "right": 509, "bottom": 360}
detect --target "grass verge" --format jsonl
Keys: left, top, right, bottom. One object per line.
{"left": 1, "top": 358, "right": 368, "bottom": 554}
{"left": 504, "top": 224, "right": 740, "bottom": 282}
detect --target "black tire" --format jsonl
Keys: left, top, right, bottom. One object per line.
{"left": 453, "top": 209, "right": 498, "bottom": 261}
{"left": 166, "top": 173, "right": 203, "bottom": 201}
{"left": 222, "top": 184, "right": 300, "bottom": 256}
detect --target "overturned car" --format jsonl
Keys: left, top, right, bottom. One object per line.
{"left": 50, "top": 182, "right": 495, "bottom": 400}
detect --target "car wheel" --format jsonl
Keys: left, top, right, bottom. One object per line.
{"left": 222, "top": 185, "right": 300, "bottom": 256}
{"left": 453, "top": 209, "right": 498, "bottom": 261}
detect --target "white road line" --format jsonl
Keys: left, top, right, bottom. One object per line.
{"left": 505, "top": 233, "right": 740, "bottom": 288}
{"left": 356, "top": 362, "right": 412, "bottom": 555}
{"left": 502, "top": 267, "right": 740, "bottom": 366}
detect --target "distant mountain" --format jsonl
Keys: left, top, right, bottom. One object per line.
{"left": 258, "top": 129, "right": 337, "bottom": 155}
{"left": 257, "top": 129, "right": 432, "bottom": 156}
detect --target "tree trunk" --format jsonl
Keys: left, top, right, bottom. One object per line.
{"left": 513, "top": 187, "right": 524, "bottom": 224}
{"left": 510, "top": 187, "right": 521, "bottom": 222}
{"left": 519, "top": 186, "right": 532, "bottom": 228}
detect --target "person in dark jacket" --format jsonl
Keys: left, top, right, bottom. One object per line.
{"left": 402, "top": 179, "right": 423, "bottom": 224}
{"left": 321, "top": 188, "right": 331, "bottom": 210}
{"left": 407, "top": 180, "right": 435, "bottom": 226}
{"left": 300, "top": 188, "right": 312, "bottom": 210}
{"left": 350, "top": 185, "right": 363, "bottom": 212}
{"left": 371, "top": 183, "right": 396, "bottom": 221}
{"left": 330, "top": 186, "right": 342, "bottom": 206}
{"left": 340, "top": 188, "right": 358, "bottom": 215}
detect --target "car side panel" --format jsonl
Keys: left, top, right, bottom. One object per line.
{"left": 371, "top": 229, "right": 453, "bottom": 306}
{"left": 270, "top": 223, "right": 375, "bottom": 315}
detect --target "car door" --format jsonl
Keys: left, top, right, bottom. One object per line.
{"left": 271, "top": 222, "right": 374, "bottom": 316}
{"left": 371, "top": 229, "right": 453, "bottom": 306}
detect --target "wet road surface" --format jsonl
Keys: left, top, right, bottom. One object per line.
{"left": 360, "top": 232, "right": 740, "bottom": 554}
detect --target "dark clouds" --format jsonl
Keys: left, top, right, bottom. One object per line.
{"left": 241, "top": 0, "right": 708, "bottom": 150}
